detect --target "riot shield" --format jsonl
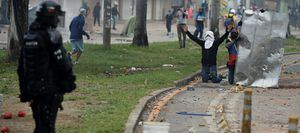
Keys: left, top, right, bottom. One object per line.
{"left": 235, "top": 11, "right": 289, "bottom": 88}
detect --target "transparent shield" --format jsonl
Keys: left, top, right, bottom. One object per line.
{"left": 235, "top": 11, "right": 288, "bottom": 88}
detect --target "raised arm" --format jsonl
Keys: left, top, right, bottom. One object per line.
{"left": 215, "top": 31, "right": 229, "bottom": 47}
{"left": 184, "top": 26, "right": 204, "bottom": 46}
{"left": 186, "top": 31, "right": 205, "bottom": 46}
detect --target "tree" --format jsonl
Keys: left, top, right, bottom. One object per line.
{"left": 85, "top": 0, "right": 96, "bottom": 33}
{"left": 210, "top": 0, "right": 220, "bottom": 38}
{"left": 103, "top": 0, "right": 111, "bottom": 49}
{"left": 132, "top": 0, "right": 148, "bottom": 47}
{"left": 8, "top": 0, "right": 29, "bottom": 61}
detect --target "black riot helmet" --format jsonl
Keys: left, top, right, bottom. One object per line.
{"left": 36, "top": 1, "right": 64, "bottom": 28}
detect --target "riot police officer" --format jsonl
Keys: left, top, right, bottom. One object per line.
{"left": 17, "top": 1, "right": 76, "bottom": 133}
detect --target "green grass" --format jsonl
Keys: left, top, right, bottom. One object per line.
{"left": 284, "top": 36, "right": 300, "bottom": 52}
{"left": 0, "top": 37, "right": 299, "bottom": 132}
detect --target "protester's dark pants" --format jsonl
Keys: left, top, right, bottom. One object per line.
{"left": 201, "top": 64, "right": 222, "bottom": 83}
{"left": 94, "top": 16, "right": 100, "bottom": 26}
{"left": 228, "top": 67, "right": 235, "bottom": 84}
{"left": 112, "top": 15, "right": 117, "bottom": 29}
{"left": 177, "top": 24, "right": 186, "bottom": 48}
{"left": 194, "top": 22, "right": 204, "bottom": 38}
{"left": 166, "top": 21, "right": 172, "bottom": 33}
{"left": 31, "top": 93, "right": 61, "bottom": 133}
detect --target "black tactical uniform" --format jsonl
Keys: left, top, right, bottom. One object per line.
{"left": 17, "top": 1, "right": 76, "bottom": 133}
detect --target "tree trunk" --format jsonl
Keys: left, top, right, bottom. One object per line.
{"left": 86, "top": 0, "right": 97, "bottom": 33}
{"left": 8, "top": 0, "right": 29, "bottom": 61}
{"left": 210, "top": 0, "right": 220, "bottom": 38}
{"left": 279, "top": 0, "right": 288, "bottom": 13}
{"left": 131, "top": 0, "right": 135, "bottom": 16}
{"left": 103, "top": 0, "right": 111, "bottom": 49}
{"left": 132, "top": 0, "right": 148, "bottom": 47}
{"left": 245, "top": 0, "right": 250, "bottom": 9}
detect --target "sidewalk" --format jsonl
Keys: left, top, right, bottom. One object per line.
{"left": 59, "top": 21, "right": 198, "bottom": 45}
{"left": 62, "top": 20, "right": 300, "bottom": 45}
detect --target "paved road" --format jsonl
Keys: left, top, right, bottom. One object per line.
{"left": 157, "top": 83, "right": 228, "bottom": 133}
{"left": 157, "top": 54, "right": 300, "bottom": 133}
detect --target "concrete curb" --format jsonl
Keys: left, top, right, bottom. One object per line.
{"left": 124, "top": 87, "right": 175, "bottom": 133}
{"left": 173, "top": 70, "right": 201, "bottom": 88}
{"left": 124, "top": 65, "right": 227, "bottom": 133}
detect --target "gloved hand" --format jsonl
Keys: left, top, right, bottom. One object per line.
{"left": 86, "top": 34, "right": 90, "bottom": 40}
{"left": 238, "top": 21, "right": 243, "bottom": 26}
{"left": 226, "top": 27, "right": 230, "bottom": 32}
{"left": 260, "top": 9, "right": 265, "bottom": 13}
{"left": 225, "top": 41, "right": 233, "bottom": 48}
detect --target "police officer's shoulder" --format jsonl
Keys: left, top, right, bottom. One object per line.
{"left": 47, "top": 28, "right": 63, "bottom": 45}
{"left": 24, "top": 22, "right": 46, "bottom": 43}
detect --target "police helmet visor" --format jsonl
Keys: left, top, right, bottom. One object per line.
{"left": 36, "top": 1, "right": 64, "bottom": 17}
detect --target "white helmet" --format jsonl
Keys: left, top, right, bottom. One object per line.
{"left": 229, "top": 9, "right": 236, "bottom": 14}
{"left": 79, "top": 8, "right": 86, "bottom": 15}
{"left": 114, "top": 1, "right": 119, "bottom": 6}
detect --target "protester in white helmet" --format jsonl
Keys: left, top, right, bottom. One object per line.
{"left": 69, "top": 8, "right": 90, "bottom": 64}
{"left": 112, "top": 1, "right": 120, "bottom": 30}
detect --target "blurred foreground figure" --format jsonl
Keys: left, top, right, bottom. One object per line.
{"left": 17, "top": 1, "right": 76, "bottom": 132}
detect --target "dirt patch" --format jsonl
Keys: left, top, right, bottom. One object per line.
{"left": 0, "top": 94, "right": 85, "bottom": 132}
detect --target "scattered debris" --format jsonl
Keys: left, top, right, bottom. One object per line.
{"left": 1, "top": 126, "right": 9, "bottom": 133}
{"left": 188, "top": 127, "right": 196, "bottom": 133}
{"left": 187, "top": 86, "right": 195, "bottom": 91}
{"left": 138, "top": 121, "right": 143, "bottom": 126}
{"left": 130, "top": 67, "right": 137, "bottom": 71}
{"left": 18, "top": 111, "right": 26, "bottom": 118}
{"left": 169, "top": 56, "right": 175, "bottom": 59}
{"left": 104, "top": 70, "right": 112, "bottom": 76}
{"left": 176, "top": 112, "right": 212, "bottom": 116}
{"left": 198, "top": 124, "right": 206, "bottom": 127}
{"left": 125, "top": 67, "right": 143, "bottom": 74}
{"left": 217, "top": 114, "right": 230, "bottom": 132}
{"left": 293, "top": 60, "right": 298, "bottom": 64}
{"left": 215, "top": 104, "right": 224, "bottom": 113}
{"left": 195, "top": 76, "right": 201, "bottom": 81}
{"left": 162, "top": 64, "right": 174, "bottom": 67}
{"left": 230, "top": 85, "right": 244, "bottom": 93}
{"left": 1, "top": 112, "right": 12, "bottom": 119}
{"left": 144, "top": 79, "right": 148, "bottom": 85}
